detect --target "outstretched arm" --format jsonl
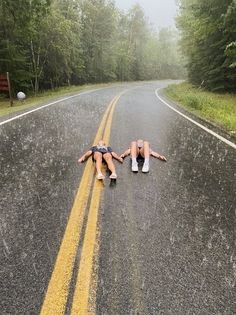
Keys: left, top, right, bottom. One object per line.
{"left": 78, "top": 150, "right": 92, "bottom": 163}
{"left": 111, "top": 151, "right": 123, "bottom": 163}
{"left": 120, "top": 148, "right": 131, "bottom": 159}
{"left": 150, "top": 149, "right": 167, "bottom": 161}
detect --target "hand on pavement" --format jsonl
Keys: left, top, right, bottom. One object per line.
{"left": 78, "top": 157, "right": 84, "bottom": 163}
{"left": 159, "top": 155, "right": 167, "bottom": 161}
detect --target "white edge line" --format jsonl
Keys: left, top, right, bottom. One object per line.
{"left": 155, "top": 89, "right": 236, "bottom": 150}
{"left": 0, "top": 87, "right": 113, "bottom": 127}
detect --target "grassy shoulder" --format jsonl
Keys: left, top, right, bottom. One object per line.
{"left": 0, "top": 83, "right": 110, "bottom": 118}
{"left": 164, "top": 82, "right": 236, "bottom": 134}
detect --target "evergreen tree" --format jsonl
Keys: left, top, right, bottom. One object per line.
{"left": 79, "top": 0, "right": 117, "bottom": 83}
{"left": 0, "top": 0, "right": 185, "bottom": 94}
{"left": 177, "top": 0, "right": 236, "bottom": 91}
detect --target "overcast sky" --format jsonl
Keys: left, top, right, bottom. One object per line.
{"left": 115, "top": 0, "right": 178, "bottom": 29}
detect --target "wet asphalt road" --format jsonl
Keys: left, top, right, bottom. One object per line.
{"left": 0, "top": 81, "right": 236, "bottom": 315}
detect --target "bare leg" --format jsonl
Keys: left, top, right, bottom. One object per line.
{"left": 130, "top": 141, "right": 138, "bottom": 159}
{"left": 130, "top": 141, "right": 138, "bottom": 172}
{"left": 103, "top": 153, "right": 117, "bottom": 178}
{"left": 94, "top": 152, "right": 105, "bottom": 179}
{"left": 140, "top": 141, "right": 150, "bottom": 173}
{"left": 139, "top": 141, "right": 150, "bottom": 159}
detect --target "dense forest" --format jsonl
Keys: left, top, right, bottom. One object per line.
{"left": 0, "top": 0, "right": 185, "bottom": 94}
{"left": 177, "top": 0, "right": 236, "bottom": 92}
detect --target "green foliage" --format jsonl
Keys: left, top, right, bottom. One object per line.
{"left": 225, "top": 42, "right": 236, "bottom": 68}
{"left": 0, "top": 0, "right": 185, "bottom": 94}
{"left": 177, "top": 0, "right": 236, "bottom": 92}
{"left": 165, "top": 83, "right": 236, "bottom": 131}
{"left": 79, "top": 0, "right": 117, "bottom": 83}
{"left": 0, "top": 0, "right": 52, "bottom": 93}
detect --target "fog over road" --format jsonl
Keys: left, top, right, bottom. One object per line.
{"left": 0, "top": 81, "right": 235, "bottom": 314}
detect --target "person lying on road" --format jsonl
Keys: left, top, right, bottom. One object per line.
{"left": 78, "top": 140, "right": 123, "bottom": 180}
{"left": 120, "top": 139, "right": 166, "bottom": 173}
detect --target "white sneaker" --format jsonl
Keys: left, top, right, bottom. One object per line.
{"left": 109, "top": 173, "right": 117, "bottom": 179}
{"left": 142, "top": 162, "right": 149, "bottom": 173}
{"left": 97, "top": 173, "right": 105, "bottom": 180}
{"left": 132, "top": 162, "right": 138, "bottom": 172}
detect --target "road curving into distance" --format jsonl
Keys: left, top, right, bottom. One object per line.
{"left": 0, "top": 81, "right": 235, "bottom": 314}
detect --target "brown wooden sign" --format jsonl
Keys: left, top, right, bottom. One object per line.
{"left": 0, "top": 72, "right": 13, "bottom": 106}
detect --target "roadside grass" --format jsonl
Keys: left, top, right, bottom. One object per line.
{"left": 164, "top": 82, "right": 236, "bottom": 133}
{"left": 0, "top": 83, "right": 109, "bottom": 118}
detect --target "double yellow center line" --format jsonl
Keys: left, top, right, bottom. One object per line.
{"left": 40, "top": 93, "right": 123, "bottom": 315}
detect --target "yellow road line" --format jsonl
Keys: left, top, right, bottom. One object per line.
{"left": 70, "top": 179, "right": 103, "bottom": 315}
{"left": 93, "top": 96, "right": 117, "bottom": 145}
{"left": 40, "top": 95, "right": 120, "bottom": 315}
{"left": 70, "top": 94, "right": 122, "bottom": 315}
{"left": 103, "top": 95, "right": 119, "bottom": 143}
